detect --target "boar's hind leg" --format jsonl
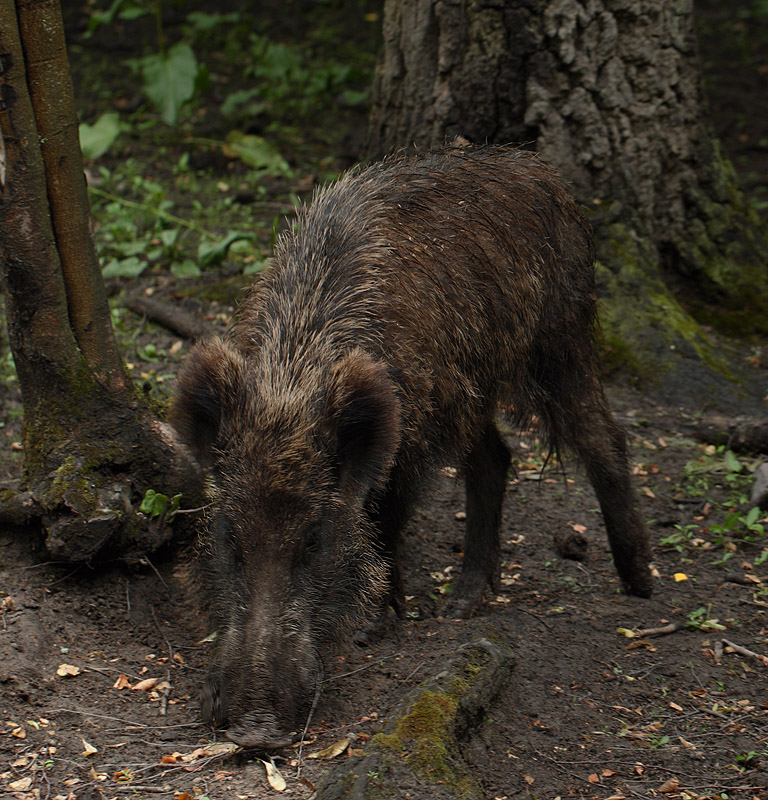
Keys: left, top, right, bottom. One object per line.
{"left": 445, "top": 422, "right": 511, "bottom": 619}
{"left": 549, "top": 377, "right": 653, "bottom": 598}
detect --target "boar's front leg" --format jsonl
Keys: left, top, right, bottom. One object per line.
{"left": 445, "top": 422, "right": 511, "bottom": 619}
{"left": 367, "top": 475, "right": 417, "bottom": 618}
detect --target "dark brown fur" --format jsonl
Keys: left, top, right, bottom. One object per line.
{"left": 171, "top": 145, "right": 653, "bottom": 748}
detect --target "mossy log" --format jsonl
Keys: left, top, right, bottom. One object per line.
{"left": 315, "top": 637, "right": 515, "bottom": 800}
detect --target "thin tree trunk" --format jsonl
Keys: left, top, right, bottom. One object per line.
{"left": 0, "top": 0, "right": 85, "bottom": 421}
{"left": 16, "top": 0, "right": 128, "bottom": 393}
{"left": 0, "top": 0, "right": 203, "bottom": 561}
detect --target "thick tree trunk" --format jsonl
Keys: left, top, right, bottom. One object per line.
{"left": 368, "top": 0, "right": 768, "bottom": 409}
{"left": 0, "top": 0, "right": 203, "bottom": 561}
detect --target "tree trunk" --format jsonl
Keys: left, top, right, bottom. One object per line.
{"left": 0, "top": 0, "right": 203, "bottom": 561}
{"left": 368, "top": 0, "right": 768, "bottom": 409}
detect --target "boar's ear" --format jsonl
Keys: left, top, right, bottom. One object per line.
{"left": 170, "top": 337, "right": 246, "bottom": 468}
{"left": 329, "top": 349, "right": 401, "bottom": 501}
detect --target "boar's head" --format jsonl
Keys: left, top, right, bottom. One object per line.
{"left": 171, "top": 337, "right": 398, "bottom": 748}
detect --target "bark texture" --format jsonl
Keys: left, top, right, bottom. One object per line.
{"left": 0, "top": 0, "right": 203, "bottom": 560}
{"left": 368, "top": 0, "right": 768, "bottom": 407}
{"left": 16, "top": 0, "right": 127, "bottom": 391}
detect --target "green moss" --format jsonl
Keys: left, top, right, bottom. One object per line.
{"left": 593, "top": 216, "right": 737, "bottom": 386}
{"left": 43, "top": 455, "right": 99, "bottom": 515}
{"left": 666, "top": 141, "right": 768, "bottom": 334}
{"left": 371, "top": 684, "right": 476, "bottom": 797}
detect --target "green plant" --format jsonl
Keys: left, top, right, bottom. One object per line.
{"left": 89, "top": 165, "right": 263, "bottom": 278}
{"left": 221, "top": 33, "right": 369, "bottom": 125}
{"left": 86, "top": 0, "right": 211, "bottom": 126}
{"left": 79, "top": 112, "right": 122, "bottom": 159}
{"left": 733, "top": 750, "right": 763, "bottom": 770}
{"left": 140, "top": 488, "right": 181, "bottom": 521}
{"left": 659, "top": 523, "right": 700, "bottom": 553}
{"left": 686, "top": 605, "right": 726, "bottom": 632}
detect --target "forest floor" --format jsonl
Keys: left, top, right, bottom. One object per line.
{"left": 1, "top": 2, "right": 768, "bottom": 799}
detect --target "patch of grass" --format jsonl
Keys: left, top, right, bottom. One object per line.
{"left": 663, "top": 444, "right": 768, "bottom": 567}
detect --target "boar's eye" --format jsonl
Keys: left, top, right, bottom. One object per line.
{"left": 300, "top": 524, "right": 323, "bottom": 564}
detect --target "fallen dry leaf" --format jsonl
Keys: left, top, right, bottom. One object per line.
{"left": 11, "top": 727, "right": 25, "bottom": 739}
{"left": 659, "top": 777, "right": 680, "bottom": 793}
{"left": 56, "top": 664, "right": 81, "bottom": 677}
{"left": 588, "top": 772, "right": 600, "bottom": 783}
{"left": 261, "top": 758, "right": 286, "bottom": 791}
{"left": 307, "top": 738, "right": 350, "bottom": 759}
{"left": 673, "top": 572, "right": 688, "bottom": 582}
{"left": 112, "top": 674, "right": 131, "bottom": 690}
{"left": 9, "top": 776, "right": 32, "bottom": 791}
{"left": 571, "top": 523, "right": 587, "bottom": 534}
{"left": 132, "top": 677, "right": 158, "bottom": 692}
{"left": 178, "top": 742, "right": 239, "bottom": 763}
{"left": 82, "top": 738, "right": 98, "bottom": 757}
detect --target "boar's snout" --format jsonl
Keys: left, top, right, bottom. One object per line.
{"left": 202, "top": 672, "right": 310, "bottom": 749}
{"left": 226, "top": 716, "right": 296, "bottom": 750}
{"left": 201, "top": 631, "right": 319, "bottom": 750}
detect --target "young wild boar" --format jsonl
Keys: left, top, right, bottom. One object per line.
{"left": 171, "top": 145, "right": 653, "bottom": 749}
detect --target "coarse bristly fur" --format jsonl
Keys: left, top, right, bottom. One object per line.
{"left": 170, "top": 144, "right": 653, "bottom": 749}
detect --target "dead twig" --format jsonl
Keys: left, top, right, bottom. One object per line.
{"left": 125, "top": 295, "right": 211, "bottom": 340}
{"left": 296, "top": 665, "right": 324, "bottom": 779}
{"left": 722, "top": 638, "right": 768, "bottom": 666}
{"left": 635, "top": 623, "right": 680, "bottom": 637}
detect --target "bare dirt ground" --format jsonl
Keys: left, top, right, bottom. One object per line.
{"left": 1, "top": 2, "right": 768, "bottom": 799}
{"left": 1, "top": 394, "right": 768, "bottom": 800}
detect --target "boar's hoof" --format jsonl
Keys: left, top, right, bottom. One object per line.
{"left": 443, "top": 570, "right": 490, "bottom": 619}
{"left": 443, "top": 595, "right": 481, "bottom": 619}
{"left": 622, "top": 570, "right": 653, "bottom": 599}
{"left": 353, "top": 606, "right": 398, "bottom": 646}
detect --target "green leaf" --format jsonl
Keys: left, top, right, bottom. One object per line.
{"left": 198, "top": 231, "right": 255, "bottom": 268}
{"left": 140, "top": 489, "right": 157, "bottom": 515}
{"left": 79, "top": 112, "right": 121, "bottom": 160}
{"left": 724, "top": 450, "right": 742, "bottom": 474}
{"left": 223, "top": 131, "right": 290, "bottom": 174}
{"left": 140, "top": 43, "right": 199, "bottom": 126}
{"left": 244, "top": 256, "right": 270, "bottom": 276}
{"left": 745, "top": 505, "right": 761, "bottom": 526}
{"left": 168, "top": 494, "right": 182, "bottom": 515}
{"left": 140, "top": 488, "right": 170, "bottom": 519}
{"left": 186, "top": 11, "right": 239, "bottom": 32}
{"left": 102, "top": 256, "right": 146, "bottom": 278}
{"left": 171, "top": 258, "right": 202, "bottom": 279}
{"left": 221, "top": 88, "right": 264, "bottom": 117}
{"left": 158, "top": 228, "right": 180, "bottom": 248}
